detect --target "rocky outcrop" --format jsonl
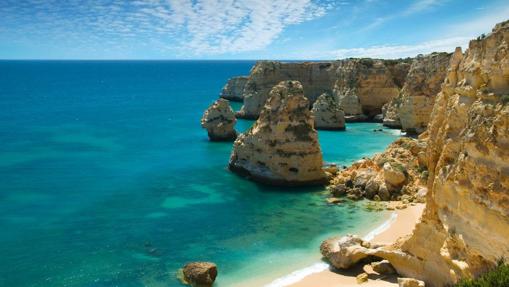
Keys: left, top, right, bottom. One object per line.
{"left": 229, "top": 80, "right": 327, "bottom": 186}
{"left": 311, "top": 93, "right": 345, "bottom": 130}
{"left": 383, "top": 52, "right": 451, "bottom": 133}
{"left": 326, "top": 21, "right": 509, "bottom": 287}
{"left": 334, "top": 58, "right": 406, "bottom": 119}
{"left": 201, "top": 99, "right": 237, "bottom": 141}
{"left": 234, "top": 59, "right": 410, "bottom": 120}
{"left": 179, "top": 262, "right": 217, "bottom": 287}
{"left": 327, "top": 137, "right": 428, "bottom": 202}
{"left": 220, "top": 76, "right": 248, "bottom": 102}
{"left": 238, "top": 61, "right": 336, "bottom": 119}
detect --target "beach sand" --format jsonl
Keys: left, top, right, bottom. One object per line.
{"left": 288, "top": 203, "right": 425, "bottom": 287}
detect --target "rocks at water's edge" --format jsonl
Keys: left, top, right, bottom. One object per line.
{"left": 229, "top": 80, "right": 327, "bottom": 186}
{"left": 311, "top": 93, "right": 345, "bottom": 130}
{"left": 220, "top": 76, "right": 248, "bottom": 102}
{"left": 327, "top": 137, "right": 428, "bottom": 203}
{"left": 201, "top": 99, "right": 237, "bottom": 141}
{"left": 323, "top": 20, "right": 509, "bottom": 287}
{"left": 178, "top": 262, "right": 217, "bottom": 287}
{"left": 382, "top": 52, "right": 452, "bottom": 134}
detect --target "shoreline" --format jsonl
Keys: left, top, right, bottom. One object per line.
{"left": 263, "top": 203, "right": 425, "bottom": 287}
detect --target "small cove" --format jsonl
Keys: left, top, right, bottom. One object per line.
{"left": 0, "top": 60, "right": 399, "bottom": 287}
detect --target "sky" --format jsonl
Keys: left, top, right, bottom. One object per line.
{"left": 0, "top": 0, "right": 508, "bottom": 60}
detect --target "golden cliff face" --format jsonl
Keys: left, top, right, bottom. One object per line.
{"left": 238, "top": 61, "right": 336, "bottom": 119}
{"left": 383, "top": 52, "right": 451, "bottom": 134}
{"left": 388, "top": 20, "right": 509, "bottom": 286}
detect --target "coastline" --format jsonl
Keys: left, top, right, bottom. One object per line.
{"left": 262, "top": 203, "right": 425, "bottom": 287}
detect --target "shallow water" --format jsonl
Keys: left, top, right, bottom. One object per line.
{"left": 0, "top": 61, "right": 399, "bottom": 287}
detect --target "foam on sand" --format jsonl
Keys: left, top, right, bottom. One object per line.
{"left": 264, "top": 212, "right": 398, "bottom": 287}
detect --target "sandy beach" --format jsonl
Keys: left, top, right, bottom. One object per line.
{"left": 286, "top": 203, "right": 425, "bottom": 287}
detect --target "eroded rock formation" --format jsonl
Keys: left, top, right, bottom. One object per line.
{"left": 323, "top": 20, "right": 509, "bottom": 287}
{"left": 234, "top": 59, "right": 410, "bottom": 120}
{"left": 311, "top": 93, "right": 345, "bottom": 130}
{"left": 238, "top": 61, "right": 336, "bottom": 119}
{"left": 220, "top": 76, "right": 248, "bottom": 102}
{"left": 328, "top": 137, "right": 428, "bottom": 203}
{"left": 178, "top": 262, "right": 217, "bottom": 287}
{"left": 229, "top": 80, "right": 326, "bottom": 186}
{"left": 201, "top": 99, "right": 237, "bottom": 141}
{"left": 383, "top": 52, "right": 452, "bottom": 134}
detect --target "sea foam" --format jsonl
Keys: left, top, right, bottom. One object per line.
{"left": 264, "top": 212, "right": 398, "bottom": 287}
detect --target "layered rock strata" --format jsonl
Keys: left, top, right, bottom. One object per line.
{"left": 323, "top": 20, "right": 509, "bottom": 287}
{"left": 234, "top": 59, "right": 410, "bottom": 120}
{"left": 328, "top": 137, "right": 428, "bottom": 202}
{"left": 229, "top": 80, "right": 327, "bottom": 186}
{"left": 311, "top": 93, "right": 346, "bottom": 130}
{"left": 383, "top": 52, "right": 452, "bottom": 133}
{"left": 201, "top": 99, "right": 237, "bottom": 141}
{"left": 334, "top": 58, "right": 408, "bottom": 119}
{"left": 238, "top": 61, "right": 336, "bottom": 119}
{"left": 219, "top": 76, "right": 248, "bottom": 102}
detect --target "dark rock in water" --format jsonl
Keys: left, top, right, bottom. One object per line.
{"left": 178, "top": 262, "right": 217, "bottom": 287}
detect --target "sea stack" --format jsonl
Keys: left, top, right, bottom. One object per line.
{"left": 229, "top": 80, "right": 327, "bottom": 186}
{"left": 201, "top": 99, "right": 237, "bottom": 141}
{"left": 311, "top": 93, "right": 345, "bottom": 130}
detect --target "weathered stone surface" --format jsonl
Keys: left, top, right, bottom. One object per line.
{"left": 320, "top": 235, "right": 373, "bottom": 269}
{"left": 334, "top": 58, "right": 407, "bottom": 118}
{"left": 233, "top": 59, "right": 411, "bottom": 120}
{"left": 346, "top": 21, "right": 509, "bottom": 287}
{"left": 238, "top": 61, "right": 336, "bottom": 119}
{"left": 180, "top": 262, "right": 217, "bottom": 287}
{"left": 201, "top": 99, "right": 237, "bottom": 141}
{"left": 328, "top": 138, "right": 427, "bottom": 201}
{"left": 311, "top": 93, "right": 345, "bottom": 130}
{"left": 383, "top": 52, "right": 451, "bottom": 134}
{"left": 356, "top": 272, "right": 369, "bottom": 284}
{"left": 220, "top": 76, "right": 248, "bottom": 102}
{"left": 229, "top": 80, "right": 326, "bottom": 186}
{"left": 372, "top": 260, "right": 396, "bottom": 275}
{"left": 398, "top": 278, "right": 425, "bottom": 287}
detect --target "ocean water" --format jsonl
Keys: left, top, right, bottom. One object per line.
{"left": 0, "top": 61, "right": 399, "bottom": 287}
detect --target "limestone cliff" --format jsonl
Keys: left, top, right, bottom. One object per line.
{"left": 334, "top": 58, "right": 407, "bottom": 119}
{"left": 229, "top": 80, "right": 326, "bottom": 186}
{"left": 201, "top": 99, "right": 237, "bottom": 141}
{"left": 235, "top": 59, "right": 410, "bottom": 120}
{"left": 383, "top": 52, "right": 451, "bottom": 134}
{"left": 220, "top": 76, "right": 248, "bottom": 102}
{"left": 346, "top": 20, "right": 509, "bottom": 286}
{"left": 311, "top": 93, "right": 345, "bottom": 130}
{"left": 238, "top": 61, "right": 336, "bottom": 119}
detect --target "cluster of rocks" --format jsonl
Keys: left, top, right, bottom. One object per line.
{"left": 229, "top": 80, "right": 327, "bottom": 186}
{"left": 327, "top": 137, "right": 428, "bottom": 204}
{"left": 201, "top": 98, "right": 237, "bottom": 141}
{"left": 320, "top": 235, "right": 425, "bottom": 286}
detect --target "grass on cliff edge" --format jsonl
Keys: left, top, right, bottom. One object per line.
{"left": 455, "top": 261, "right": 509, "bottom": 287}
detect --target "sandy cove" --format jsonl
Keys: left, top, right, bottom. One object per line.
{"left": 288, "top": 203, "right": 425, "bottom": 287}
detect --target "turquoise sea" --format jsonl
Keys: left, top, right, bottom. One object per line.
{"left": 0, "top": 61, "right": 399, "bottom": 287}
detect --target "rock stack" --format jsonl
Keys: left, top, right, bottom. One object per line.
{"left": 201, "top": 99, "right": 237, "bottom": 141}
{"left": 311, "top": 93, "right": 345, "bottom": 130}
{"left": 229, "top": 80, "right": 326, "bottom": 186}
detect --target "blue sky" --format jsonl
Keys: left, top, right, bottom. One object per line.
{"left": 0, "top": 0, "right": 508, "bottom": 60}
